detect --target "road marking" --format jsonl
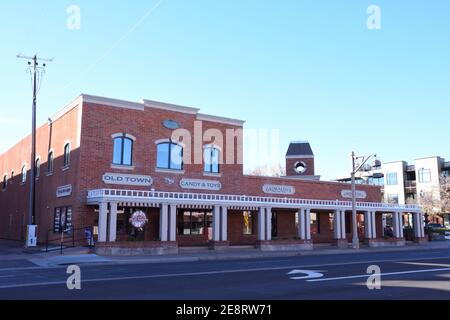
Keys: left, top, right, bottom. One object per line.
{"left": 0, "top": 256, "right": 450, "bottom": 289}
{"left": 307, "top": 267, "right": 450, "bottom": 283}
{"left": 288, "top": 270, "right": 324, "bottom": 280}
{"left": 398, "top": 262, "right": 450, "bottom": 268}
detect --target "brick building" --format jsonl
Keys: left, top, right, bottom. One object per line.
{"left": 0, "top": 94, "right": 425, "bottom": 255}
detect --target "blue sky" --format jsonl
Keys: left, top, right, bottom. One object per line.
{"left": 0, "top": 0, "right": 449, "bottom": 180}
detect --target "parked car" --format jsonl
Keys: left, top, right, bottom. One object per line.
{"left": 425, "top": 223, "right": 449, "bottom": 241}
{"left": 445, "top": 229, "right": 450, "bottom": 240}
{"left": 425, "top": 223, "right": 445, "bottom": 231}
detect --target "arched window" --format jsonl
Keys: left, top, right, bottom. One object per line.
{"left": 47, "top": 151, "right": 54, "bottom": 173}
{"left": 2, "top": 175, "right": 7, "bottom": 190}
{"left": 10, "top": 170, "right": 14, "bottom": 183}
{"left": 63, "top": 143, "right": 70, "bottom": 167}
{"left": 113, "top": 134, "right": 134, "bottom": 166}
{"left": 21, "top": 165, "right": 27, "bottom": 183}
{"left": 156, "top": 141, "right": 183, "bottom": 170}
{"left": 204, "top": 147, "right": 220, "bottom": 174}
{"left": 35, "top": 158, "right": 40, "bottom": 178}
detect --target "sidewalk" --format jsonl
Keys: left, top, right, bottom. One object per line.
{"left": 0, "top": 239, "right": 448, "bottom": 269}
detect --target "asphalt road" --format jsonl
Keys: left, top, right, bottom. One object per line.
{"left": 0, "top": 248, "right": 449, "bottom": 300}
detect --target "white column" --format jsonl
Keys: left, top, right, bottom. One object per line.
{"left": 399, "top": 213, "right": 404, "bottom": 238}
{"left": 98, "top": 202, "right": 108, "bottom": 242}
{"left": 420, "top": 213, "right": 425, "bottom": 238}
{"left": 108, "top": 202, "right": 118, "bottom": 242}
{"left": 221, "top": 206, "right": 228, "bottom": 242}
{"left": 169, "top": 204, "right": 177, "bottom": 242}
{"left": 414, "top": 212, "right": 425, "bottom": 238}
{"left": 298, "top": 209, "right": 306, "bottom": 240}
{"left": 371, "top": 211, "right": 377, "bottom": 239}
{"left": 305, "top": 209, "right": 311, "bottom": 240}
{"left": 364, "top": 211, "right": 372, "bottom": 239}
{"left": 334, "top": 210, "right": 341, "bottom": 239}
{"left": 393, "top": 212, "right": 404, "bottom": 238}
{"left": 160, "top": 203, "right": 169, "bottom": 242}
{"left": 265, "top": 208, "right": 272, "bottom": 241}
{"left": 212, "top": 205, "right": 221, "bottom": 242}
{"left": 258, "top": 207, "right": 266, "bottom": 241}
{"left": 340, "top": 210, "right": 346, "bottom": 239}
{"left": 392, "top": 212, "right": 399, "bottom": 238}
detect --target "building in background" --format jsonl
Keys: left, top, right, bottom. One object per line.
{"left": 336, "top": 156, "right": 450, "bottom": 227}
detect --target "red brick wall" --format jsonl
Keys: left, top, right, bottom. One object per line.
{"left": 274, "top": 210, "right": 297, "bottom": 239}
{"left": 286, "top": 158, "right": 315, "bottom": 176}
{"left": 227, "top": 210, "right": 258, "bottom": 245}
{"left": 0, "top": 97, "right": 384, "bottom": 244}
{"left": 0, "top": 103, "right": 82, "bottom": 241}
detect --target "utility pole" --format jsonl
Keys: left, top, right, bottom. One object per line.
{"left": 350, "top": 152, "right": 380, "bottom": 249}
{"left": 17, "top": 54, "right": 52, "bottom": 247}
{"left": 351, "top": 152, "right": 359, "bottom": 249}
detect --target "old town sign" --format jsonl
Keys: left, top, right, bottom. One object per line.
{"left": 103, "top": 173, "right": 154, "bottom": 187}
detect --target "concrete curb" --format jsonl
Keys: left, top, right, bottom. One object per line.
{"left": 0, "top": 241, "right": 447, "bottom": 269}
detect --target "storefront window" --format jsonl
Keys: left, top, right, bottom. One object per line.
{"left": 310, "top": 212, "right": 318, "bottom": 234}
{"left": 243, "top": 211, "right": 255, "bottom": 235}
{"left": 178, "top": 210, "right": 212, "bottom": 236}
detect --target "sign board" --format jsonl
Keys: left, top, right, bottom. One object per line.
{"left": 103, "top": 173, "right": 153, "bottom": 187}
{"left": 263, "top": 184, "right": 296, "bottom": 195}
{"left": 56, "top": 185, "right": 72, "bottom": 198}
{"left": 54, "top": 208, "right": 61, "bottom": 233}
{"left": 341, "top": 190, "right": 367, "bottom": 199}
{"left": 180, "top": 179, "right": 222, "bottom": 191}
{"left": 53, "top": 206, "right": 73, "bottom": 234}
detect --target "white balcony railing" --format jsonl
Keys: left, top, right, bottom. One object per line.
{"left": 87, "top": 189, "right": 421, "bottom": 212}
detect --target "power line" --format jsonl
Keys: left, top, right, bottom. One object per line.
{"left": 44, "top": 0, "right": 166, "bottom": 100}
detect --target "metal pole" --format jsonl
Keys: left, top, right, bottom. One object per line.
{"left": 351, "top": 152, "right": 360, "bottom": 249}
{"left": 17, "top": 54, "right": 52, "bottom": 247}
{"left": 27, "top": 56, "right": 37, "bottom": 244}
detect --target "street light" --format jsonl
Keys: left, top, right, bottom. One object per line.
{"left": 351, "top": 152, "right": 380, "bottom": 249}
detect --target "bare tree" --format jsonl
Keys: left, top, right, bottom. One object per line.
{"left": 418, "top": 173, "right": 450, "bottom": 223}
{"left": 439, "top": 174, "right": 450, "bottom": 213}
{"left": 246, "top": 163, "right": 286, "bottom": 177}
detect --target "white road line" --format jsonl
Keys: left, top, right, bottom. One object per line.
{"left": 307, "top": 267, "right": 450, "bottom": 283}
{"left": 0, "top": 256, "right": 450, "bottom": 289}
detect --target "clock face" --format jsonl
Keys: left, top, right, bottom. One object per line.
{"left": 162, "top": 120, "right": 181, "bottom": 130}
{"left": 294, "top": 161, "right": 307, "bottom": 174}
